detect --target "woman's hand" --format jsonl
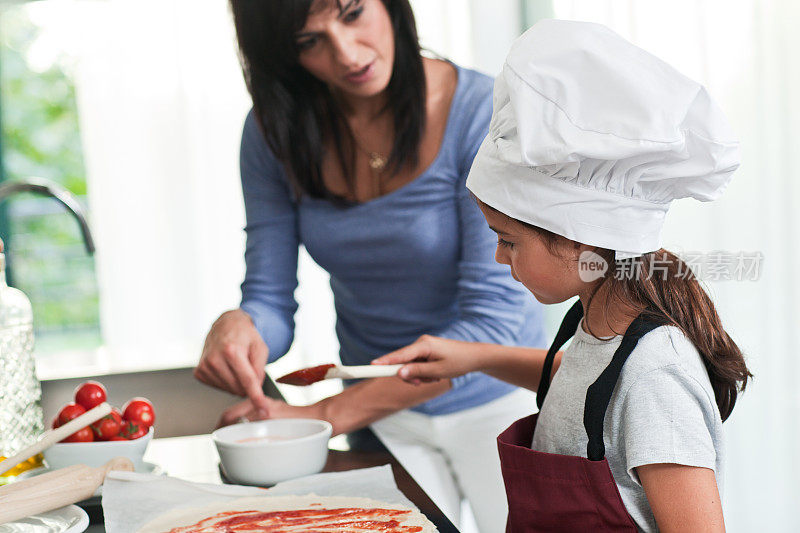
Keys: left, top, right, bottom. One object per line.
{"left": 217, "top": 397, "right": 323, "bottom": 429}
{"left": 218, "top": 375, "right": 450, "bottom": 435}
{"left": 372, "top": 335, "right": 484, "bottom": 385}
{"left": 195, "top": 309, "right": 271, "bottom": 413}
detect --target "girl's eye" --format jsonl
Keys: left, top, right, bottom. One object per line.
{"left": 498, "top": 238, "right": 515, "bottom": 249}
{"left": 343, "top": 5, "right": 364, "bottom": 23}
{"left": 296, "top": 36, "right": 319, "bottom": 52}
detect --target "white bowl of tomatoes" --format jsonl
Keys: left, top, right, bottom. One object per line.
{"left": 43, "top": 381, "right": 156, "bottom": 471}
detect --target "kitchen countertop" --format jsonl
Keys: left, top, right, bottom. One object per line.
{"left": 81, "top": 433, "right": 459, "bottom": 532}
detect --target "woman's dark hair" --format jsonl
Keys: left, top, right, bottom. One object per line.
{"left": 480, "top": 202, "right": 752, "bottom": 422}
{"left": 229, "top": 0, "right": 425, "bottom": 202}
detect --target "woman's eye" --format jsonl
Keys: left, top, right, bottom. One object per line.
{"left": 296, "top": 36, "right": 318, "bottom": 52}
{"left": 498, "top": 238, "right": 515, "bottom": 249}
{"left": 343, "top": 6, "right": 364, "bottom": 23}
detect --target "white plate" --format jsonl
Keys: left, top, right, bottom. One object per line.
{"left": 0, "top": 504, "right": 88, "bottom": 533}
{"left": 15, "top": 462, "right": 164, "bottom": 497}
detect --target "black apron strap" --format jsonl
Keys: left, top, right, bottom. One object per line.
{"left": 536, "top": 300, "right": 584, "bottom": 410}
{"left": 583, "top": 312, "right": 662, "bottom": 461}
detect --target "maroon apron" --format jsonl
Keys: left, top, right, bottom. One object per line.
{"left": 498, "top": 301, "right": 660, "bottom": 532}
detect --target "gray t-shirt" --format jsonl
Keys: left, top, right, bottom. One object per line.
{"left": 532, "top": 319, "right": 724, "bottom": 532}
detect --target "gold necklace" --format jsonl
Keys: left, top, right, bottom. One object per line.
{"left": 333, "top": 85, "right": 390, "bottom": 173}
{"left": 348, "top": 125, "right": 389, "bottom": 199}
{"left": 350, "top": 129, "right": 388, "bottom": 172}
{"left": 367, "top": 152, "right": 388, "bottom": 172}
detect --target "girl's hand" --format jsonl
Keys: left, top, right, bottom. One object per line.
{"left": 372, "top": 335, "right": 483, "bottom": 385}
{"left": 195, "top": 309, "right": 271, "bottom": 414}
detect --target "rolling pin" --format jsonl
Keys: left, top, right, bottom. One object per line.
{"left": 0, "top": 456, "right": 133, "bottom": 524}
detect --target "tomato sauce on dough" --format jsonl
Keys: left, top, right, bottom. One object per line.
{"left": 166, "top": 507, "right": 424, "bottom": 532}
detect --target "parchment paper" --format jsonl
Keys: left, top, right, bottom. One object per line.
{"left": 102, "top": 465, "right": 415, "bottom": 533}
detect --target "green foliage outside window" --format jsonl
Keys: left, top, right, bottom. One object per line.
{"left": 0, "top": 5, "right": 101, "bottom": 353}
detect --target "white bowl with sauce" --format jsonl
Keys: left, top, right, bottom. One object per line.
{"left": 212, "top": 418, "right": 332, "bottom": 486}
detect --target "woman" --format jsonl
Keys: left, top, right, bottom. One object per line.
{"left": 194, "top": 0, "right": 545, "bottom": 530}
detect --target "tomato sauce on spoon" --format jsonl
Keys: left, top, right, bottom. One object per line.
{"left": 276, "top": 364, "right": 336, "bottom": 386}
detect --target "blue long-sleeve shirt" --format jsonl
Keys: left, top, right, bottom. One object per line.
{"left": 239, "top": 64, "right": 546, "bottom": 415}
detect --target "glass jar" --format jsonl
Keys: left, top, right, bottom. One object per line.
{"left": 0, "top": 252, "right": 44, "bottom": 482}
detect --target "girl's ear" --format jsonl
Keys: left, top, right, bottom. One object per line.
{"left": 556, "top": 240, "right": 589, "bottom": 270}
{"left": 569, "top": 243, "right": 609, "bottom": 268}
{"left": 570, "top": 241, "right": 592, "bottom": 258}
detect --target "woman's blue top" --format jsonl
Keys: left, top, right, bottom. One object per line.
{"left": 239, "top": 64, "right": 545, "bottom": 415}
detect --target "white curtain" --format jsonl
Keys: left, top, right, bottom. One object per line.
{"left": 64, "top": 0, "right": 252, "bottom": 372}
{"left": 549, "top": 1, "right": 799, "bottom": 530}
{"left": 410, "top": 0, "right": 524, "bottom": 76}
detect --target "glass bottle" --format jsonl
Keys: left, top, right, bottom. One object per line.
{"left": 0, "top": 251, "right": 44, "bottom": 481}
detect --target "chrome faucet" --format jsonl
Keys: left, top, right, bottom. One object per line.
{"left": 0, "top": 177, "right": 94, "bottom": 460}
{"left": 0, "top": 177, "right": 94, "bottom": 254}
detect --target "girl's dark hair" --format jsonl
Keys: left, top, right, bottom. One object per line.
{"left": 229, "top": 0, "right": 425, "bottom": 202}
{"left": 588, "top": 246, "right": 751, "bottom": 422}
{"left": 481, "top": 202, "right": 752, "bottom": 422}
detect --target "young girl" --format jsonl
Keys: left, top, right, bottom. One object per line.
{"left": 374, "top": 20, "right": 752, "bottom": 532}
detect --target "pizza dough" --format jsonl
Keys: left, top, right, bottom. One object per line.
{"left": 136, "top": 494, "right": 438, "bottom": 533}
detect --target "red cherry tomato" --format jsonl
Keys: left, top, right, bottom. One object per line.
{"left": 127, "top": 424, "right": 148, "bottom": 440}
{"left": 117, "top": 419, "right": 132, "bottom": 437}
{"left": 74, "top": 381, "right": 107, "bottom": 410}
{"left": 122, "top": 398, "right": 155, "bottom": 428}
{"left": 57, "top": 403, "right": 86, "bottom": 426}
{"left": 118, "top": 420, "right": 148, "bottom": 440}
{"left": 109, "top": 408, "right": 123, "bottom": 425}
{"left": 91, "top": 415, "right": 120, "bottom": 441}
{"left": 60, "top": 426, "right": 94, "bottom": 443}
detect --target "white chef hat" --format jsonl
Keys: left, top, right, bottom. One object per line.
{"left": 466, "top": 19, "right": 740, "bottom": 260}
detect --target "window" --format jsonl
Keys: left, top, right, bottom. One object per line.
{"left": 0, "top": 0, "right": 252, "bottom": 377}
{"left": 0, "top": 3, "right": 101, "bottom": 357}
